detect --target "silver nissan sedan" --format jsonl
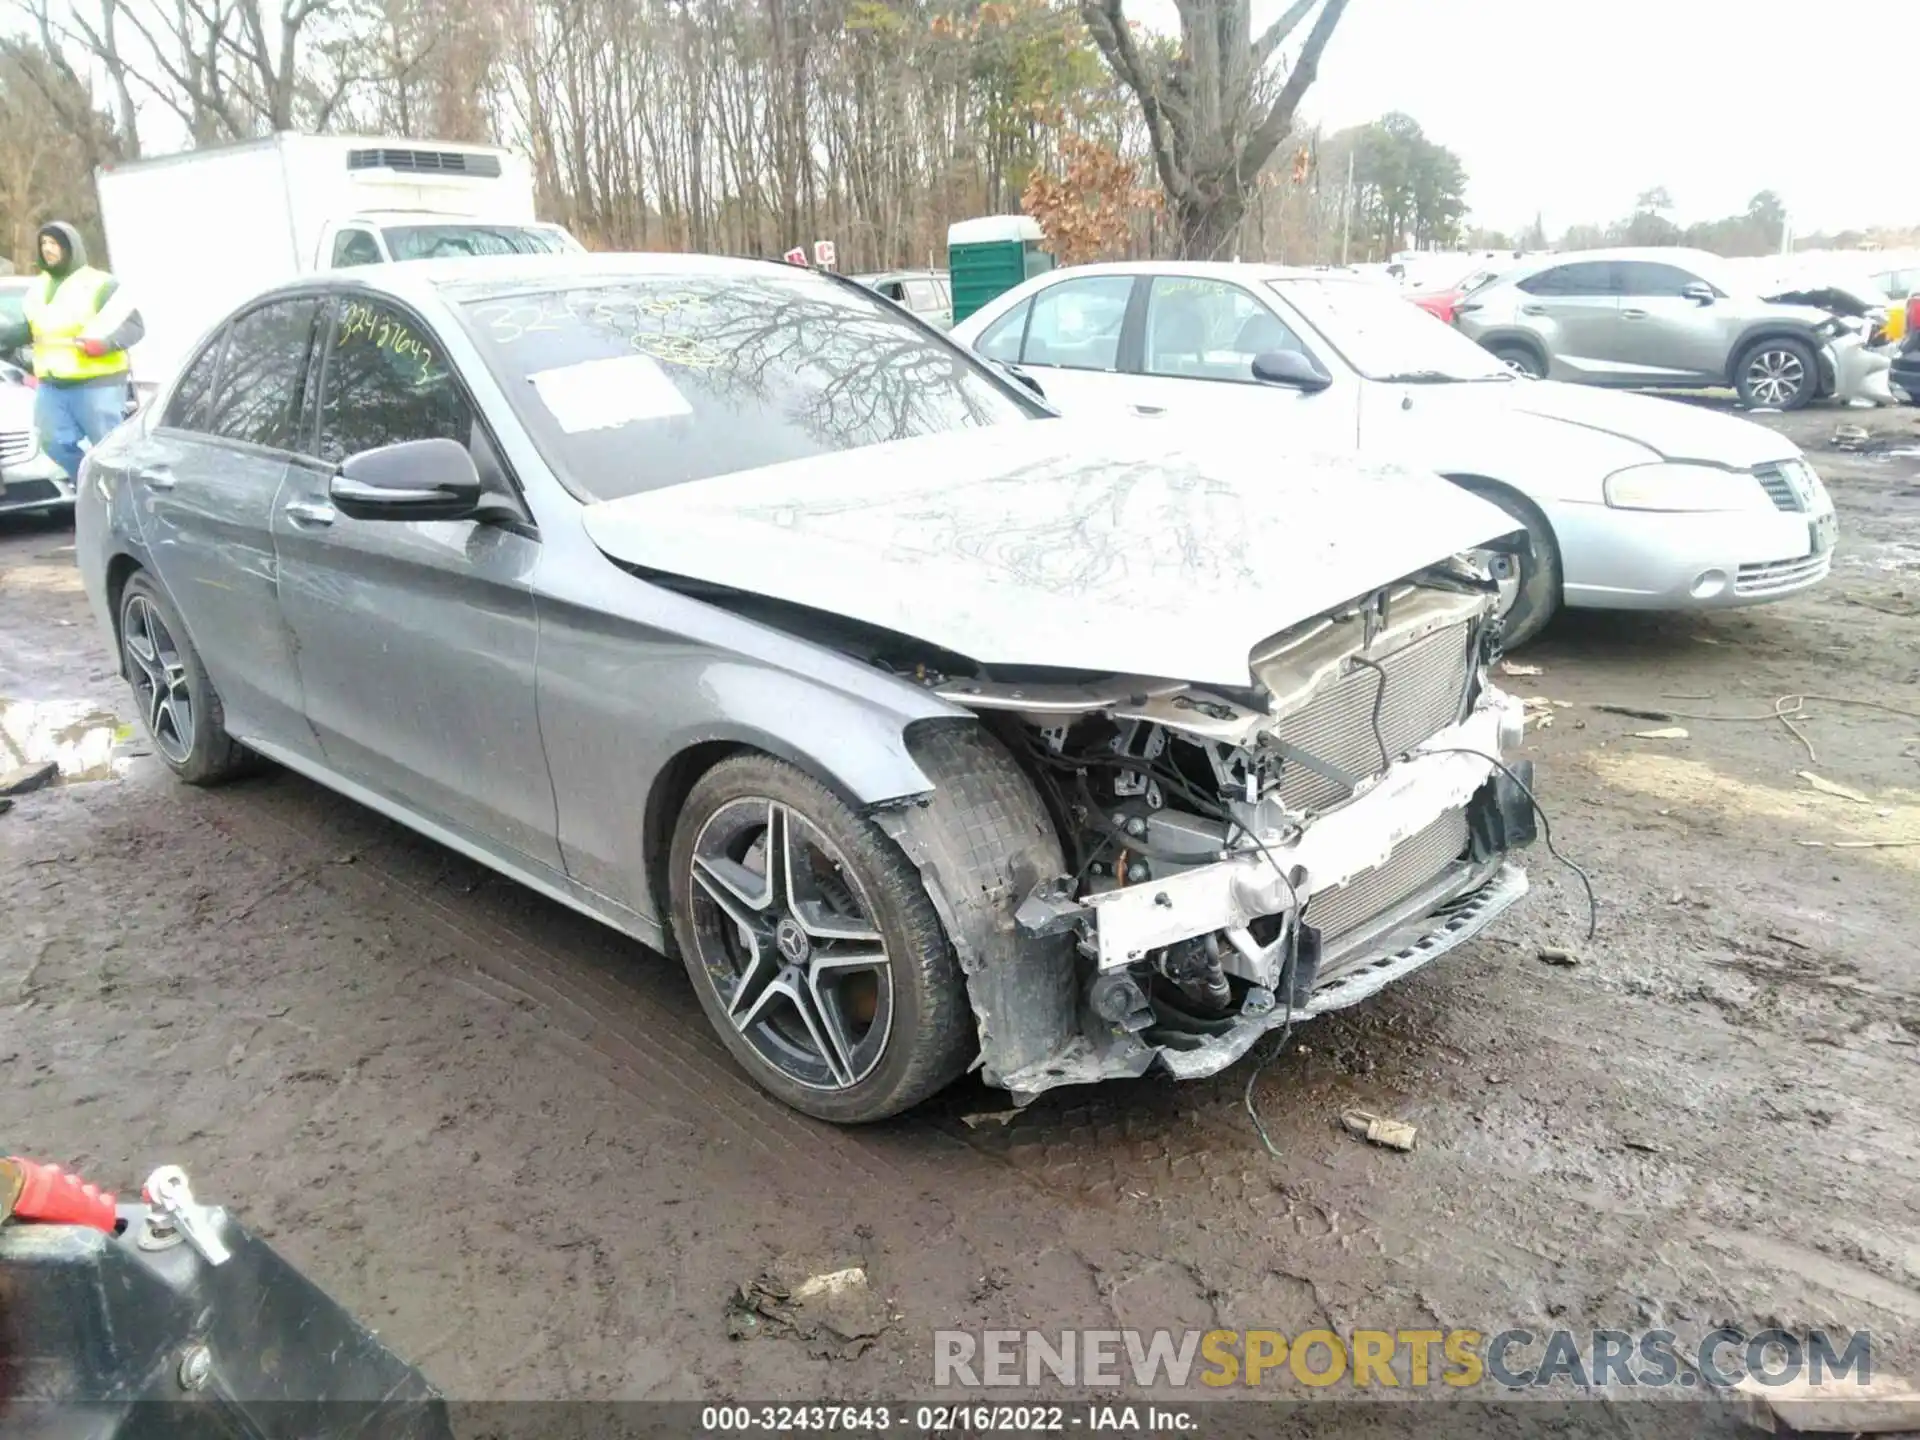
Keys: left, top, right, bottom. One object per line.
{"left": 75, "top": 254, "right": 1538, "bottom": 1122}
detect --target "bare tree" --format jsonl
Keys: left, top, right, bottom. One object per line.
{"left": 1081, "top": 0, "right": 1348, "bottom": 258}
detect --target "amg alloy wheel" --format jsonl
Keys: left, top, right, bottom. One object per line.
{"left": 123, "top": 592, "right": 193, "bottom": 767}
{"left": 117, "top": 571, "right": 253, "bottom": 785}
{"left": 688, "top": 797, "right": 894, "bottom": 1091}
{"left": 668, "top": 753, "right": 974, "bottom": 1122}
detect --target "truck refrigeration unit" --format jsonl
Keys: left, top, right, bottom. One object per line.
{"left": 96, "top": 132, "right": 583, "bottom": 399}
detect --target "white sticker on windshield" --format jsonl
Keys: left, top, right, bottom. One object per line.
{"left": 528, "top": 354, "right": 693, "bottom": 433}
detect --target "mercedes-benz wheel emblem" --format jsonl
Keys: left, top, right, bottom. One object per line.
{"left": 775, "top": 918, "right": 811, "bottom": 965}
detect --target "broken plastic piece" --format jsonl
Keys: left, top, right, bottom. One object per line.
{"left": 2, "top": 1157, "right": 117, "bottom": 1231}
{"left": 1340, "top": 1110, "right": 1417, "bottom": 1151}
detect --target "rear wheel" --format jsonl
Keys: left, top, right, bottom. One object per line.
{"left": 1456, "top": 482, "right": 1561, "bottom": 649}
{"left": 668, "top": 753, "right": 973, "bottom": 1123}
{"left": 1734, "top": 337, "right": 1817, "bottom": 411}
{"left": 118, "top": 571, "right": 253, "bottom": 785}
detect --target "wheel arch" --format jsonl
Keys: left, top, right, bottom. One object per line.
{"left": 1470, "top": 329, "right": 1550, "bottom": 372}
{"left": 639, "top": 713, "right": 952, "bottom": 953}
{"left": 1439, "top": 472, "right": 1563, "bottom": 561}
{"left": 103, "top": 549, "right": 148, "bottom": 678}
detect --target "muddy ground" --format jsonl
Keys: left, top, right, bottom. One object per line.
{"left": 3, "top": 401, "right": 1918, "bottom": 1429}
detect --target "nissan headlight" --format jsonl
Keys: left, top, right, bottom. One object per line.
{"left": 1603, "top": 463, "right": 1774, "bottom": 513}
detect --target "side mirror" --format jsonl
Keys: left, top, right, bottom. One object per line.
{"left": 1682, "top": 281, "right": 1715, "bottom": 306}
{"left": 330, "top": 437, "right": 482, "bottom": 522}
{"left": 1251, "top": 350, "right": 1331, "bottom": 392}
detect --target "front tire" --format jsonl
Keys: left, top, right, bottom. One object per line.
{"left": 118, "top": 571, "right": 252, "bottom": 785}
{"left": 1457, "top": 482, "right": 1562, "bottom": 648}
{"left": 668, "top": 753, "right": 973, "bottom": 1123}
{"left": 1734, "top": 337, "right": 1817, "bottom": 411}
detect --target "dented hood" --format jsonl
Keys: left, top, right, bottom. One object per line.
{"left": 581, "top": 419, "right": 1515, "bottom": 688}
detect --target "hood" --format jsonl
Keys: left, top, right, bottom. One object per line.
{"left": 36, "top": 222, "right": 86, "bottom": 278}
{"left": 581, "top": 420, "right": 1516, "bottom": 689}
{"left": 1484, "top": 380, "right": 1800, "bottom": 469}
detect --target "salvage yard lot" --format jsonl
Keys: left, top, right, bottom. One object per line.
{"left": 2, "top": 402, "right": 1917, "bottom": 1419}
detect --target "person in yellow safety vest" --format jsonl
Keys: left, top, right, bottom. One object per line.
{"left": 0, "top": 222, "right": 145, "bottom": 480}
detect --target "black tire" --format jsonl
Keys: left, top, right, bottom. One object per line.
{"left": 1489, "top": 340, "right": 1547, "bottom": 379}
{"left": 1733, "top": 336, "right": 1818, "bottom": 411}
{"left": 1456, "top": 481, "right": 1562, "bottom": 649}
{"left": 117, "top": 570, "right": 253, "bottom": 785}
{"left": 668, "top": 752, "right": 974, "bottom": 1123}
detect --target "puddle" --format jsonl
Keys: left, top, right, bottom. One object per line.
{"left": 0, "top": 696, "right": 142, "bottom": 782}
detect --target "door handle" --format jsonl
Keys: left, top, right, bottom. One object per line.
{"left": 1519, "top": 304, "right": 1547, "bottom": 317}
{"left": 1621, "top": 308, "right": 1649, "bottom": 319}
{"left": 284, "top": 499, "right": 336, "bottom": 527}
{"left": 1129, "top": 403, "right": 1166, "bottom": 417}
{"left": 138, "top": 466, "right": 177, "bottom": 492}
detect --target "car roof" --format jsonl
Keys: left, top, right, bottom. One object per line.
{"left": 855, "top": 269, "right": 946, "bottom": 282}
{"left": 342, "top": 212, "right": 563, "bottom": 228}
{"left": 1497, "top": 246, "right": 1729, "bottom": 275}
{"left": 252, "top": 252, "right": 853, "bottom": 308}
{"left": 1014, "top": 260, "right": 1374, "bottom": 284}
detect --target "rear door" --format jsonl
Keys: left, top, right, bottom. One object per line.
{"left": 1610, "top": 259, "right": 1729, "bottom": 384}
{"left": 272, "top": 291, "right": 561, "bottom": 869}
{"left": 968, "top": 273, "right": 1141, "bottom": 416}
{"left": 129, "top": 298, "right": 321, "bottom": 752}
{"left": 1512, "top": 262, "right": 1622, "bottom": 379}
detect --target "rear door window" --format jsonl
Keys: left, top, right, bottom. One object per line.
{"left": 161, "top": 332, "right": 227, "bottom": 432}
{"left": 1518, "top": 263, "right": 1619, "bottom": 297}
{"left": 975, "top": 299, "right": 1031, "bottom": 363}
{"left": 1020, "top": 276, "right": 1133, "bottom": 371}
{"left": 204, "top": 298, "right": 322, "bottom": 450}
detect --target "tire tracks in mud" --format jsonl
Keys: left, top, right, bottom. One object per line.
{"left": 183, "top": 776, "right": 1180, "bottom": 1344}
{"left": 136, "top": 765, "right": 1920, "bottom": 1383}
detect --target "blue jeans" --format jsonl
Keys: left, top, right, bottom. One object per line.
{"left": 35, "top": 379, "right": 129, "bottom": 479}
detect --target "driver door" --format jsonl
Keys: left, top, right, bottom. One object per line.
{"left": 272, "top": 292, "right": 561, "bottom": 870}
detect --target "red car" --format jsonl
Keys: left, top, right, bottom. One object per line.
{"left": 1408, "top": 264, "right": 1511, "bottom": 326}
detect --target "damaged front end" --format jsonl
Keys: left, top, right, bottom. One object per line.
{"left": 891, "top": 558, "right": 1536, "bottom": 1103}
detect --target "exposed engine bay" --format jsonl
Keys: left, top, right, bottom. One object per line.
{"left": 912, "top": 557, "right": 1538, "bottom": 1098}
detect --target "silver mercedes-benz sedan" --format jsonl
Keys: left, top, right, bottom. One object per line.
{"left": 76, "top": 253, "right": 1538, "bottom": 1122}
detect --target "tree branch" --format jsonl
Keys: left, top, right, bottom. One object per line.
{"left": 1251, "top": 0, "right": 1314, "bottom": 68}
{"left": 1080, "top": 0, "right": 1189, "bottom": 200}
{"left": 1237, "top": 0, "right": 1345, "bottom": 188}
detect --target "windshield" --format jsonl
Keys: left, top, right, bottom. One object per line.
{"left": 383, "top": 224, "right": 572, "bottom": 261}
{"left": 455, "top": 272, "right": 1036, "bottom": 501}
{"left": 1272, "top": 277, "right": 1512, "bottom": 382}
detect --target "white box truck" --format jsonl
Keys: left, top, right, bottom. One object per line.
{"left": 96, "top": 132, "right": 582, "bottom": 396}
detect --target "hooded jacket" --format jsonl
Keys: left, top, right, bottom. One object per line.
{"left": 1, "top": 223, "right": 145, "bottom": 384}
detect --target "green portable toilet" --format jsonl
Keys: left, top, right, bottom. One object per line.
{"left": 947, "top": 215, "right": 1053, "bottom": 324}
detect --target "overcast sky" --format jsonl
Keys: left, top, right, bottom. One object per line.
{"left": 1144, "top": 0, "right": 1917, "bottom": 236}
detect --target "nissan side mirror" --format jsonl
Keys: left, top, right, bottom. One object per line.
{"left": 331, "top": 438, "right": 482, "bottom": 522}
{"left": 1251, "top": 350, "right": 1331, "bottom": 392}
{"left": 1682, "top": 282, "right": 1715, "bottom": 306}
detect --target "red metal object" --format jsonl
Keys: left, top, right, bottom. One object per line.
{"left": 3, "top": 1157, "right": 117, "bottom": 1231}
{"left": 1906, "top": 295, "right": 1920, "bottom": 339}
{"left": 1410, "top": 287, "right": 1463, "bottom": 324}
